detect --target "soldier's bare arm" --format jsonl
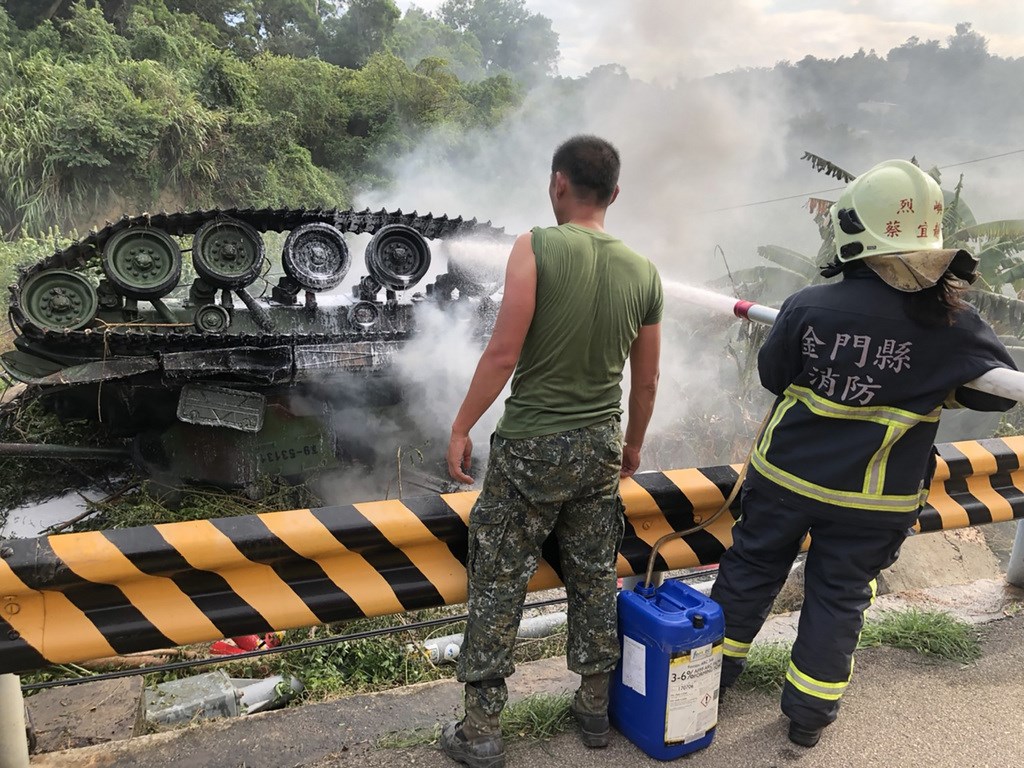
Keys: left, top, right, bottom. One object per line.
{"left": 447, "top": 233, "right": 538, "bottom": 483}
{"left": 622, "top": 322, "right": 661, "bottom": 478}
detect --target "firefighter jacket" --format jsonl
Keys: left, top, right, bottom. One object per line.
{"left": 750, "top": 265, "right": 1017, "bottom": 529}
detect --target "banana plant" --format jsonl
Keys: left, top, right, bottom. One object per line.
{"left": 752, "top": 152, "right": 1024, "bottom": 341}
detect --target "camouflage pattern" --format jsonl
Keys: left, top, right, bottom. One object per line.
{"left": 463, "top": 682, "right": 506, "bottom": 734}
{"left": 457, "top": 418, "right": 626, "bottom": 711}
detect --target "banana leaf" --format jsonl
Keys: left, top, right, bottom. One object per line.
{"left": 757, "top": 244, "right": 820, "bottom": 279}
{"left": 801, "top": 152, "right": 855, "bottom": 182}
{"left": 967, "top": 289, "right": 1024, "bottom": 338}
{"left": 948, "top": 219, "right": 1024, "bottom": 248}
{"left": 706, "top": 264, "right": 811, "bottom": 307}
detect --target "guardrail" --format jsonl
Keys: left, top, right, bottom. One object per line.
{"left": 0, "top": 436, "right": 1021, "bottom": 675}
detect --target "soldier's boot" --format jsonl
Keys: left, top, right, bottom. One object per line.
{"left": 441, "top": 683, "right": 505, "bottom": 768}
{"left": 570, "top": 672, "right": 611, "bottom": 748}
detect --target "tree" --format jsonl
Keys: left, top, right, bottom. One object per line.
{"left": 438, "top": 0, "right": 557, "bottom": 83}
{"left": 948, "top": 21, "right": 988, "bottom": 58}
{"left": 390, "top": 7, "right": 486, "bottom": 81}
{"left": 321, "top": 0, "right": 400, "bottom": 69}
{"left": 3, "top": 0, "right": 77, "bottom": 28}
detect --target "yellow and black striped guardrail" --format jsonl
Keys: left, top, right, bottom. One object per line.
{"left": 0, "top": 436, "right": 1021, "bottom": 674}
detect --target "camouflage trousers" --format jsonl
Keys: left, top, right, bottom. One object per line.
{"left": 457, "top": 419, "right": 626, "bottom": 715}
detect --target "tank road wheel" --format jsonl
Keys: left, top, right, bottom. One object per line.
{"left": 21, "top": 270, "right": 98, "bottom": 331}
{"left": 102, "top": 227, "right": 182, "bottom": 300}
{"left": 365, "top": 225, "right": 431, "bottom": 291}
{"left": 349, "top": 300, "right": 381, "bottom": 329}
{"left": 192, "top": 218, "right": 265, "bottom": 290}
{"left": 194, "top": 304, "right": 231, "bottom": 333}
{"left": 283, "top": 222, "right": 351, "bottom": 292}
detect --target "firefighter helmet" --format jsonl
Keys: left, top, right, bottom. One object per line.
{"left": 829, "top": 159, "right": 975, "bottom": 292}
{"left": 831, "top": 159, "right": 945, "bottom": 262}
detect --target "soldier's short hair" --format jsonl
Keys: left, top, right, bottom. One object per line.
{"left": 551, "top": 136, "right": 620, "bottom": 205}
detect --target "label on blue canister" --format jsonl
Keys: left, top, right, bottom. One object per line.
{"left": 664, "top": 640, "right": 722, "bottom": 744}
{"left": 621, "top": 635, "right": 647, "bottom": 695}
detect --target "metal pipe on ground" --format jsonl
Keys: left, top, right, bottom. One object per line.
{"left": 0, "top": 443, "right": 130, "bottom": 460}
{"left": 0, "top": 674, "right": 29, "bottom": 768}
{"left": 418, "top": 611, "right": 570, "bottom": 663}
{"left": 1008, "top": 522, "right": 1024, "bottom": 589}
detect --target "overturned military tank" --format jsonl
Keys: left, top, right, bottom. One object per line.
{"left": 1, "top": 208, "right": 507, "bottom": 489}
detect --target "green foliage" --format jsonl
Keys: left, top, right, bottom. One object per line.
{"left": 390, "top": 6, "right": 486, "bottom": 82}
{"left": 55, "top": 4, "right": 130, "bottom": 63}
{"left": 500, "top": 692, "right": 573, "bottom": 741}
{"left": 378, "top": 692, "right": 573, "bottom": 748}
{"left": 196, "top": 51, "right": 258, "bottom": 111}
{"left": 251, "top": 54, "right": 362, "bottom": 171}
{"left": 0, "top": 231, "right": 64, "bottom": 317}
{"left": 463, "top": 72, "right": 521, "bottom": 125}
{"left": 322, "top": 0, "right": 400, "bottom": 69}
{"left": 735, "top": 642, "right": 790, "bottom": 693}
{"left": 276, "top": 618, "right": 433, "bottom": 694}
{"left": 859, "top": 609, "right": 982, "bottom": 663}
{"left": 0, "top": 1, "right": 523, "bottom": 238}
{"left": 736, "top": 610, "right": 983, "bottom": 694}
{"left": 439, "top": 0, "right": 558, "bottom": 83}
{"left": 73, "top": 476, "right": 324, "bottom": 531}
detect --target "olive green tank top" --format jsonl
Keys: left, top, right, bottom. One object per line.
{"left": 495, "top": 223, "right": 663, "bottom": 439}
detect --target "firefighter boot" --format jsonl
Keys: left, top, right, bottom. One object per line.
{"left": 441, "top": 683, "right": 505, "bottom": 768}
{"left": 571, "top": 672, "right": 611, "bottom": 748}
{"left": 788, "top": 720, "right": 823, "bottom": 748}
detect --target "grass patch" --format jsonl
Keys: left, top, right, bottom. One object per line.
{"left": 377, "top": 692, "right": 573, "bottom": 749}
{"left": 734, "top": 642, "right": 790, "bottom": 693}
{"left": 0, "top": 393, "right": 327, "bottom": 530}
{"left": 858, "top": 609, "right": 982, "bottom": 663}
{"left": 501, "top": 691, "right": 573, "bottom": 741}
{"left": 73, "top": 477, "right": 323, "bottom": 531}
{"left": 733, "top": 610, "right": 982, "bottom": 694}
{"left": 377, "top": 724, "right": 441, "bottom": 749}
{"left": 260, "top": 614, "right": 566, "bottom": 703}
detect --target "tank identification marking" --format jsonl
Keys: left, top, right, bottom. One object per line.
{"left": 260, "top": 443, "right": 321, "bottom": 464}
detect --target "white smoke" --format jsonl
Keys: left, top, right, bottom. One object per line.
{"left": 347, "top": 5, "right": 1024, "bottom": 476}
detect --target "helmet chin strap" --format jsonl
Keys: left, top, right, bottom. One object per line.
{"left": 819, "top": 257, "right": 844, "bottom": 279}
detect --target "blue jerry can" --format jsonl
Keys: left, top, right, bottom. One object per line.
{"left": 609, "top": 580, "right": 725, "bottom": 760}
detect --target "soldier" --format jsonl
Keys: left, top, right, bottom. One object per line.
{"left": 441, "top": 135, "right": 663, "bottom": 768}
{"left": 711, "top": 159, "right": 1017, "bottom": 748}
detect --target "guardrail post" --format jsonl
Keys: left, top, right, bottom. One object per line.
{"left": 0, "top": 674, "right": 29, "bottom": 767}
{"left": 1007, "top": 521, "right": 1024, "bottom": 589}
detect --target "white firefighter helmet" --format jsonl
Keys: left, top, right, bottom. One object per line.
{"left": 829, "top": 159, "right": 970, "bottom": 292}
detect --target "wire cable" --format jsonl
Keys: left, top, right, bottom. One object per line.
{"left": 20, "top": 594, "right": 567, "bottom": 692}
{"left": 704, "top": 147, "right": 1024, "bottom": 213}
{"left": 19, "top": 564, "right": 728, "bottom": 692}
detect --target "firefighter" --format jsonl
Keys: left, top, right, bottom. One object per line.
{"left": 710, "top": 159, "right": 1018, "bottom": 747}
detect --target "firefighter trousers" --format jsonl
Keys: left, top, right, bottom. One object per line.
{"left": 710, "top": 483, "right": 908, "bottom": 729}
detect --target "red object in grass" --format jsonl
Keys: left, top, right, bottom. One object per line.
{"left": 209, "top": 633, "right": 283, "bottom": 655}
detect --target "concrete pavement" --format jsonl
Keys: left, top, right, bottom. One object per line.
{"left": 31, "top": 579, "right": 1024, "bottom": 768}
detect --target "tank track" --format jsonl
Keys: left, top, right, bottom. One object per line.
{"left": 7, "top": 207, "right": 509, "bottom": 356}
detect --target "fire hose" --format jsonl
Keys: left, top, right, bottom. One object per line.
{"left": 641, "top": 287, "right": 1024, "bottom": 588}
